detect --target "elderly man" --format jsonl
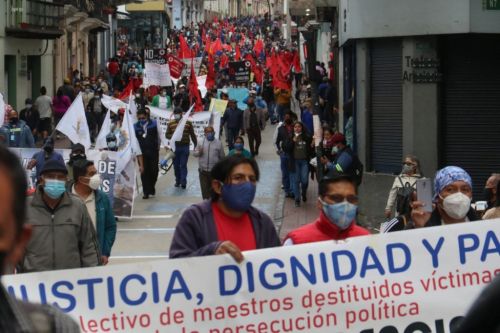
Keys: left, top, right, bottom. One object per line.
{"left": 0, "top": 146, "right": 79, "bottom": 331}
{"left": 411, "top": 166, "right": 479, "bottom": 228}
{"left": 195, "top": 126, "right": 225, "bottom": 199}
{"left": 20, "top": 159, "right": 101, "bottom": 272}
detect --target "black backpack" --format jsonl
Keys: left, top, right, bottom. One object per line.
{"left": 395, "top": 177, "right": 416, "bottom": 216}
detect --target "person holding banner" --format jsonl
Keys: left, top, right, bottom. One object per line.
{"left": 72, "top": 160, "right": 117, "bottom": 265}
{"left": 0, "top": 146, "right": 80, "bottom": 331}
{"left": 283, "top": 174, "right": 370, "bottom": 245}
{"left": 20, "top": 159, "right": 101, "bottom": 272}
{"left": 411, "top": 166, "right": 480, "bottom": 228}
{"left": 169, "top": 156, "right": 280, "bottom": 262}
{"left": 166, "top": 107, "right": 197, "bottom": 189}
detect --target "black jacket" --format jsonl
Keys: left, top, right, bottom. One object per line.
{"left": 424, "top": 208, "right": 480, "bottom": 227}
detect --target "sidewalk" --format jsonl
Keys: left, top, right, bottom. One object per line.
{"left": 277, "top": 175, "right": 320, "bottom": 241}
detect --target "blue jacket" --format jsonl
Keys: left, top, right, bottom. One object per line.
{"left": 95, "top": 190, "right": 117, "bottom": 257}
{"left": 0, "top": 120, "right": 35, "bottom": 148}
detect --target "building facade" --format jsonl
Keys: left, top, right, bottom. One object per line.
{"left": 338, "top": 0, "right": 500, "bottom": 225}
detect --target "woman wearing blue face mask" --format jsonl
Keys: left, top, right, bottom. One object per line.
{"left": 283, "top": 174, "right": 370, "bottom": 245}
{"left": 169, "top": 156, "right": 280, "bottom": 262}
{"left": 228, "top": 136, "right": 252, "bottom": 158}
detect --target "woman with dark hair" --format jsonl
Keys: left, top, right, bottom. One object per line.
{"left": 227, "top": 136, "right": 252, "bottom": 158}
{"left": 284, "top": 121, "right": 313, "bottom": 207}
{"left": 52, "top": 87, "right": 71, "bottom": 127}
{"left": 169, "top": 155, "right": 280, "bottom": 262}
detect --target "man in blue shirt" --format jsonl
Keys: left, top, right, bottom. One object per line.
{"left": 221, "top": 99, "right": 243, "bottom": 150}
{"left": 27, "top": 138, "right": 64, "bottom": 182}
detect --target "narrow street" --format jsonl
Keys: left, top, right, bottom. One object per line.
{"left": 109, "top": 125, "right": 284, "bottom": 265}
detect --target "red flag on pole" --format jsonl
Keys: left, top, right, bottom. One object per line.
{"left": 253, "top": 39, "right": 264, "bottom": 55}
{"left": 189, "top": 60, "right": 203, "bottom": 112}
{"left": 206, "top": 54, "right": 216, "bottom": 90}
{"left": 235, "top": 45, "right": 241, "bottom": 61}
{"left": 178, "top": 34, "right": 192, "bottom": 59}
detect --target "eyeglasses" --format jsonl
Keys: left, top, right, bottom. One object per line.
{"left": 322, "top": 194, "right": 359, "bottom": 204}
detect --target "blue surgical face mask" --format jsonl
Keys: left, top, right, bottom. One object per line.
{"left": 108, "top": 141, "right": 117, "bottom": 149}
{"left": 206, "top": 133, "right": 215, "bottom": 141}
{"left": 234, "top": 143, "right": 243, "bottom": 150}
{"left": 221, "top": 181, "right": 257, "bottom": 212}
{"left": 43, "top": 179, "right": 67, "bottom": 199}
{"left": 320, "top": 199, "right": 357, "bottom": 230}
{"left": 139, "top": 119, "right": 147, "bottom": 126}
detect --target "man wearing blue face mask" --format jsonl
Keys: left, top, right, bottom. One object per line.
{"left": 169, "top": 156, "right": 280, "bottom": 262}
{"left": 283, "top": 174, "right": 370, "bottom": 245}
{"left": 20, "top": 159, "right": 100, "bottom": 272}
{"left": 195, "top": 126, "right": 225, "bottom": 200}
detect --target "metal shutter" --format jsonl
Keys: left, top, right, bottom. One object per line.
{"left": 441, "top": 35, "right": 500, "bottom": 198}
{"left": 370, "top": 38, "right": 403, "bottom": 174}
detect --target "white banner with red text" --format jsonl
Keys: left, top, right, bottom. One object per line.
{"left": 3, "top": 219, "right": 500, "bottom": 333}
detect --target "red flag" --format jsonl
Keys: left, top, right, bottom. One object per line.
{"left": 253, "top": 39, "right": 264, "bottom": 55}
{"left": 235, "top": 45, "right": 241, "bottom": 61}
{"left": 206, "top": 55, "right": 216, "bottom": 90}
{"left": 118, "top": 80, "right": 135, "bottom": 100}
{"left": 220, "top": 53, "right": 229, "bottom": 69}
{"left": 189, "top": 60, "right": 203, "bottom": 112}
{"left": 209, "top": 38, "right": 222, "bottom": 55}
{"left": 178, "top": 34, "right": 192, "bottom": 59}
{"left": 253, "top": 64, "right": 263, "bottom": 85}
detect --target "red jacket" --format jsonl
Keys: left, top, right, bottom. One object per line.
{"left": 285, "top": 211, "right": 370, "bottom": 245}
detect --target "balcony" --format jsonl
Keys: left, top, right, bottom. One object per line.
{"left": 5, "top": 0, "right": 65, "bottom": 39}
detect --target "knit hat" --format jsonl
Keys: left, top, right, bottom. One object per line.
{"left": 40, "top": 159, "right": 68, "bottom": 175}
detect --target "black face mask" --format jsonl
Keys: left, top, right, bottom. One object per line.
{"left": 70, "top": 153, "right": 86, "bottom": 162}
{"left": 484, "top": 188, "right": 494, "bottom": 203}
{"left": 44, "top": 145, "right": 54, "bottom": 153}
{"left": 9, "top": 118, "right": 18, "bottom": 125}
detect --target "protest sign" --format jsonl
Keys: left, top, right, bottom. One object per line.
{"left": 167, "top": 54, "right": 185, "bottom": 79}
{"left": 229, "top": 61, "right": 251, "bottom": 83}
{"left": 144, "top": 49, "right": 167, "bottom": 65}
{"left": 148, "top": 107, "right": 220, "bottom": 150}
{"left": 144, "top": 62, "right": 172, "bottom": 87}
{"left": 208, "top": 99, "right": 228, "bottom": 116}
{"left": 3, "top": 220, "right": 500, "bottom": 333}
{"left": 181, "top": 57, "right": 203, "bottom": 78}
{"left": 218, "top": 88, "right": 249, "bottom": 110}
{"left": 10, "top": 148, "right": 135, "bottom": 218}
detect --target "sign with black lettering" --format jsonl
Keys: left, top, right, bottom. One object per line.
{"left": 228, "top": 61, "right": 251, "bottom": 83}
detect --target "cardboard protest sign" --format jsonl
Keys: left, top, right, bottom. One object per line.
{"left": 143, "top": 62, "right": 172, "bottom": 87}
{"left": 181, "top": 57, "right": 203, "bottom": 78}
{"left": 10, "top": 148, "right": 135, "bottom": 218}
{"left": 148, "top": 108, "right": 221, "bottom": 151}
{"left": 3, "top": 220, "right": 500, "bottom": 333}
{"left": 229, "top": 60, "right": 251, "bottom": 83}
{"left": 209, "top": 99, "right": 228, "bottom": 116}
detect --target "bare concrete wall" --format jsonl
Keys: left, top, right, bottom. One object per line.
{"left": 357, "top": 172, "right": 395, "bottom": 231}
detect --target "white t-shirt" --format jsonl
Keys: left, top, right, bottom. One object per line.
{"left": 72, "top": 186, "right": 96, "bottom": 229}
{"left": 34, "top": 95, "right": 52, "bottom": 118}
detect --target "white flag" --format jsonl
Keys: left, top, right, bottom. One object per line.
{"left": 0, "top": 93, "right": 5, "bottom": 127}
{"left": 55, "top": 93, "right": 91, "bottom": 150}
{"left": 95, "top": 108, "right": 113, "bottom": 150}
{"left": 114, "top": 93, "right": 142, "bottom": 172}
{"left": 101, "top": 95, "right": 127, "bottom": 113}
{"left": 168, "top": 104, "right": 194, "bottom": 152}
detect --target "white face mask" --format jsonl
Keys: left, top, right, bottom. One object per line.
{"left": 332, "top": 146, "right": 339, "bottom": 154}
{"left": 85, "top": 174, "right": 101, "bottom": 190}
{"left": 440, "top": 192, "right": 471, "bottom": 220}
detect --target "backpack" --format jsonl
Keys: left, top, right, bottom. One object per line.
{"left": 351, "top": 154, "right": 364, "bottom": 186}
{"left": 395, "top": 177, "right": 416, "bottom": 216}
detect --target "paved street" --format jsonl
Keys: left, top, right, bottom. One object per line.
{"left": 109, "top": 124, "right": 284, "bottom": 265}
